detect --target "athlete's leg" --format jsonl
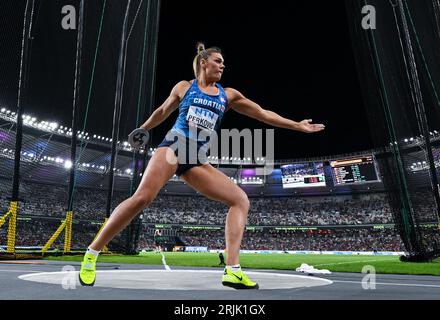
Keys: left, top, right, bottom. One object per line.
{"left": 89, "top": 147, "right": 178, "bottom": 251}
{"left": 181, "top": 164, "right": 250, "bottom": 265}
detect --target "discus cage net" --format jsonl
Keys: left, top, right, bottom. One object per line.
{"left": 346, "top": 0, "right": 440, "bottom": 261}
{"left": 0, "top": 0, "right": 160, "bottom": 258}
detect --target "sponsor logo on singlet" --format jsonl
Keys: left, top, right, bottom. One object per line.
{"left": 186, "top": 106, "right": 219, "bottom": 131}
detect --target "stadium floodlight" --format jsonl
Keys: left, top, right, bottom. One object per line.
{"left": 64, "top": 160, "right": 72, "bottom": 169}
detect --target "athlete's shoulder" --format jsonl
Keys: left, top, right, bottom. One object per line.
{"left": 172, "top": 80, "right": 193, "bottom": 99}
{"left": 224, "top": 87, "right": 243, "bottom": 103}
{"left": 174, "top": 80, "right": 192, "bottom": 91}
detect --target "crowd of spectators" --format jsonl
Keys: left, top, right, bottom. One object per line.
{"left": 0, "top": 177, "right": 127, "bottom": 220}
{"left": 142, "top": 193, "right": 394, "bottom": 226}
{"left": 1, "top": 178, "right": 399, "bottom": 226}
{"left": 1, "top": 178, "right": 438, "bottom": 252}
{"left": 138, "top": 228, "right": 406, "bottom": 252}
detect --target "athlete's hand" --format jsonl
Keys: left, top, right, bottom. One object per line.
{"left": 128, "top": 128, "right": 150, "bottom": 149}
{"left": 297, "top": 119, "right": 325, "bottom": 133}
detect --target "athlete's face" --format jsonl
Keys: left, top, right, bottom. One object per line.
{"left": 202, "top": 53, "right": 225, "bottom": 81}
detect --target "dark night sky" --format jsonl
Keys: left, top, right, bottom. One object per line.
{"left": 155, "top": 1, "right": 373, "bottom": 159}
{"left": 1, "top": 0, "right": 374, "bottom": 160}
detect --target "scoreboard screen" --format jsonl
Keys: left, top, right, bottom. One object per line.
{"left": 330, "top": 156, "right": 379, "bottom": 185}
{"left": 281, "top": 162, "right": 326, "bottom": 188}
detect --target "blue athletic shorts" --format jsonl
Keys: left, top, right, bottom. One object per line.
{"left": 157, "top": 135, "right": 209, "bottom": 176}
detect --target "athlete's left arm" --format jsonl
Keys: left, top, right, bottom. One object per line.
{"left": 225, "top": 88, "right": 325, "bottom": 133}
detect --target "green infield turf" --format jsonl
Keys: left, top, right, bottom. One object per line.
{"left": 45, "top": 252, "right": 440, "bottom": 276}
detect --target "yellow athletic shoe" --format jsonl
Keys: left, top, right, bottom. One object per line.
{"left": 79, "top": 253, "right": 97, "bottom": 286}
{"left": 222, "top": 268, "right": 259, "bottom": 290}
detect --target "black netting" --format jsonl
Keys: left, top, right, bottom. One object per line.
{"left": 345, "top": 0, "right": 440, "bottom": 260}
{"left": 0, "top": 0, "right": 159, "bottom": 255}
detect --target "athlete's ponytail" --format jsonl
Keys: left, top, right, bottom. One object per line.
{"left": 192, "top": 42, "right": 222, "bottom": 79}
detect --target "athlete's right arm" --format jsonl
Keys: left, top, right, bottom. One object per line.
{"left": 139, "top": 81, "right": 190, "bottom": 130}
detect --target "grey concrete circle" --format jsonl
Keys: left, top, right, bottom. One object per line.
{"left": 19, "top": 269, "right": 333, "bottom": 290}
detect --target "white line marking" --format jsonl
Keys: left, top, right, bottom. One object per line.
{"left": 0, "top": 269, "right": 43, "bottom": 273}
{"left": 161, "top": 253, "right": 172, "bottom": 271}
{"left": 314, "top": 259, "right": 390, "bottom": 267}
{"left": 18, "top": 269, "right": 333, "bottom": 285}
{"left": 332, "top": 280, "right": 440, "bottom": 288}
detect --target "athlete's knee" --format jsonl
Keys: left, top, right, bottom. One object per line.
{"left": 233, "top": 191, "right": 250, "bottom": 213}
{"left": 131, "top": 191, "right": 155, "bottom": 209}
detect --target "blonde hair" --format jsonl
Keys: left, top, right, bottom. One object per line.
{"left": 192, "top": 42, "right": 222, "bottom": 79}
